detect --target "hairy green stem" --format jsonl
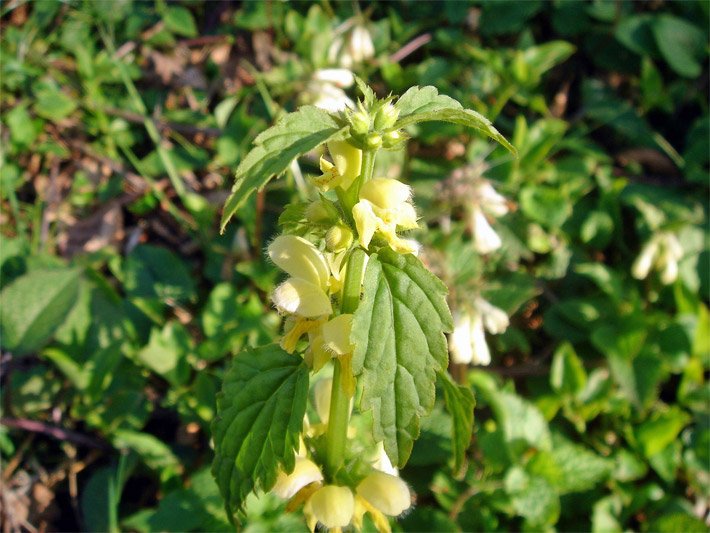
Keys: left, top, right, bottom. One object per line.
{"left": 324, "top": 247, "right": 367, "bottom": 480}
{"left": 324, "top": 144, "right": 377, "bottom": 480}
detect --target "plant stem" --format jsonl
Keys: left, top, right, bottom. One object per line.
{"left": 324, "top": 248, "right": 366, "bottom": 481}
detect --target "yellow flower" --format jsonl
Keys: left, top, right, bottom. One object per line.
{"left": 352, "top": 178, "right": 419, "bottom": 254}
{"left": 313, "top": 141, "right": 362, "bottom": 192}
{"left": 272, "top": 458, "right": 324, "bottom": 500}
{"left": 269, "top": 235, "right": 332, "bottom": 318}
{"left": 356, "top": 471, "right": 411, "bottom": 517}
{"left": 305, "top": 485, "right": 355, "bottom": 530}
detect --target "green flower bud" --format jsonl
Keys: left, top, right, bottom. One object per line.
{"left": 373, "top": 102, "right": 399, "bottom": 130}
{"left": 366, "top": 133, "right": 382, "bottom": 150}
{"left": 349, "top": 110, "right": 371, "bottom": 136}
{"left": 382, "top": 129, "right": 403, "bottom": 149}
{"left": 305, "top": 199, "right": 338, "bottom": 223}
{"left": 326, "top": 224, "right": 354, "bottom": 252}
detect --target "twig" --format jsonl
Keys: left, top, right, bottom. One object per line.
{"left": 0, "top": 418, "right": 111, "bottom": 450}
{"left": 389, "top": 33, "right": 432, "bottom": 63}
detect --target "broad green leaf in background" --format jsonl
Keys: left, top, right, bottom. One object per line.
{"left": 112, "top": 429, "right": 182, "bottom": 474}
{"left": 527, "top": 435, "right": 613, "bottom": 494}
{"left": 550, "top": 342, "right": 587, "bottom": 397}
{"left": 137, "top": 322, "right": 191, "bottom": 386}
{"left": 393, "top": 85, "right": 516, "bottom": 154}
{"left": 220, "top": 106, "right": 346, "bottom": 232}
{"left": 635, "top": 406, "right": 692, "bottom": 458}
{"left": 351, "top": 249, "right": 453, "bottom": 468}
{"left": 504, "top": 467, "right": 560, "bottom": 527}
{"left": 163, "top": 6, "right": 198, "bottom": 38}
{"left": 474, "top": 379, "right": 552, "bottom": 456}
{"left": 438, "top": 371, "right": 475, "bottom": 471}
{"left": 212, "top": 345, "right": 309, "bottom": 520}
{"left": 0, "top": 267, "right": 80, "bottom": 355}
{"left": 651, "top": 15, "right": 706, "bottom": 78}
{"left": 123, "top": 245, "right": 195, "bottom": 302}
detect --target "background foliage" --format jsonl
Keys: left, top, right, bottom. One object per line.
{"left": 1, "top": 1, "right": 708, "bottom": 531}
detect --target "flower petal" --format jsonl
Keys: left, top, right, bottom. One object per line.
{"left": 353, "top": 200, "right": 379, "bottom": 249}
{"left": 273, "top": 278, "right": 332, "bottom": 317}
{"left": 269, "top": 235, "right": 330, "bottom": 289}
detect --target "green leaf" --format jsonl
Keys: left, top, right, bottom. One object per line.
{"left": 504, "top": 467, "right": 560, "bottom": 527}
{"left": 393, "top": 86, "right": 516, "bottom": 155}
{"left": 473, "top": 378, "right": 552, "bottom": 456}
{"left": 438, "top": 371, "right": 475, "bottom": 471}
{"left": 550, "top": 342, "right": 587, "bottom": 396}
{"left": 123, "top": 244, "right": 195, "bottom": 302}
{"left": 211, "top": 344, "right": 309, "bottom": 520}
{"left": 651, "top": 15, "right": 706, "bottom": 78}
{"left": 163, "top": 6, "right": 198, "bottom": 38}
{"left": 635, "top": 406, "right": 691, "bottom": 458}
{"left": 220, "top": 106, "right": 345, "bottom": 232}
{"left": 32, "top": 79, "right": 77, "bottom": 121}
{"left": 112, "top": 429, "right": 182, "bottom": 473}
{"left": 0, "top": 267, "right": 80, "bottom": 355}
{"left": 528, "top": 435, "right": 612, "bottom": 494}
{"left": 351, "top": 249, "right": 453, "bottom": 468}
{"left": 137, "top": 322, "right": 191, "bottom": 386}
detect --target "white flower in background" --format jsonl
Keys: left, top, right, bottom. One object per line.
{"left": 469, "top": 180, "right": 509, "bottom": 254}
{"left": 313, "top": 68, "right": 355, "bottom": 88}
{"left": 309, "top": 79, "right": 354, "bottom": 113}
{"left": 347, "top": 24, "right": 375, "bottom": 64}
{"left": 450, "top": 297, "right": 509, "bottom": 366}
{"left": 632, "top": 232, "right": 683, "bottom": 285}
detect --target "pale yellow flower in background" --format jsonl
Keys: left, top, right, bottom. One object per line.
{"left": 352, "top": 178, "right": 419, "bottom": 254}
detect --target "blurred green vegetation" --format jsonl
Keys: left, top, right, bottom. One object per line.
{"left": 0, "top": 1, "right": 708, "bottom": 531}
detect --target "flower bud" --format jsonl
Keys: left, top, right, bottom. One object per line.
{"left": 366, "top": 133, "right": 382, "bottom": 150}
{"left": 326, "top": 224, "right": 354, "bottom": 252}
{"left": 374, "top": 102, "right": 399, "bottom": 130}
{"left": 356, "top": 471, "right": 411, "bottom": 517}
{"left": 308, "top": 485, "right": 355, "bottom": 528}
{"left": 305, "top": 199, "right": 338, "bottom": 223}
{"left": 382, "top": 129, "right": 403, "bottom": 149}
{"left": 349, "top": 110, "right": 371, "bottom": 136}
{"left": 272, "top": 458, "right": 324, "bottom": 500}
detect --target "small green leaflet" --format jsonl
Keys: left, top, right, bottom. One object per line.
{"left": 211, "top": 345, "right": 309, "bottom": 521}
{"left": 220, "top": 105, "right": 346, "bottom": 232}
{"left": 0, "top": 267, "right": 81, "bottom": 355}
{"left": 438, "top": 371, "right": 475, "bottom": 471}
{"left": 393, "top": 85, "right": 517, "bottom": 155}
{"left": 351, "top": 250, "right": 453, "bottom": 468}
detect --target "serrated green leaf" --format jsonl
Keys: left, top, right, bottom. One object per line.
{"left": 351, "top": 250, "right": 453, "bottom": 468}
{"left": 438, "top": 371, "right": 475, "bottom": 471}
{"left": 0, "top": 267, "right": 80, "bottom": 355}
{"left": 211, "top": 344, "right": 309, "bottom": 520}
{"left": 394, "top": 85, "right": 516, "bottom": 155}
{"left": 220, "top": 106, "right": 345, "bottom": 232}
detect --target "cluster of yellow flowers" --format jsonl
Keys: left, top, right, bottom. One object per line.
{"left": 265, "top": 138, "right": 417, "bottom": 531}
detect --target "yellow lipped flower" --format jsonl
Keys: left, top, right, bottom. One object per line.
{"left": 313, "top": 140, "right": 363, "bottom": 192}
{"left": 352, "top": 178, "right": 419, "bottom": 254}
{"left": 269, "top": 235, "right": 332, "bottom": 318}
{"left": 305, "top": 485, "right": 355, "bottom": 530}
{"left": 356, "top": 471, "right": 411, "bottom": 517}
{"left": 272, "top": 458, "right": 324, "bottom": 500}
